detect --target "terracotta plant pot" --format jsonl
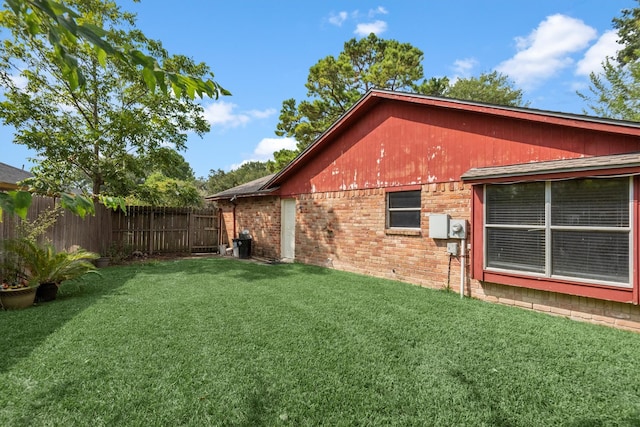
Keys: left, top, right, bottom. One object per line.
{"left": 36, "top": 282, "right": 59, "bottom": 302}
{"left": 0, "top": 286, "right": 38, "bottom": 310}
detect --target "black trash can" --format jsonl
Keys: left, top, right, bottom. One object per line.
{"left": 237, "top": 238, "right": 251, "bottom": 259}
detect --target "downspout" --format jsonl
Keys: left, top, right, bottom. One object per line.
{"left": 217, "top": 208, "right": 223, "bottom": 246}
{"left": 230, "top": 195, "right": 238, "bottom": 239}
{"left": 460, "top": 238, "right": 466, "bottom": 299}
{"left": 233, "top": 205, "right": 237, "bottom": 239}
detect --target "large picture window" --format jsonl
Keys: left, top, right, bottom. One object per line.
{"left": 485, "top": 177, "right": 632, "bottom": 286}
{"left": 387, "top": 190, "right": 421, "bottom": 229}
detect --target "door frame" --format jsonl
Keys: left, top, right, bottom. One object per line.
{"left": 280, "top": 198, "right": 296, "bottom": 261}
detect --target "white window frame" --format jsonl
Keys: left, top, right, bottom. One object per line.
{"left": 386, "top": 190, "right": 421, "bottom": 230}
{"left": 483, "top": 177, "right": 633, "bottom": 288}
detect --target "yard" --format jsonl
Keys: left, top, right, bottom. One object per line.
{"left": 1, "top": 258, "right": 640, "bottom": 426}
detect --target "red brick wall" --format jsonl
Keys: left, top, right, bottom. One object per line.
{"left": 217, "top": 197, "right": 281, "bottom": 260}
{"left": 295, "top": 183, "right": 469, "bottom": 286}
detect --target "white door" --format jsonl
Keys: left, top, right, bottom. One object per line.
{"left": 281, "top": 199, "right": 296, "bottom": 261}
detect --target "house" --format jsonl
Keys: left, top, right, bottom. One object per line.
{"left": 0, "top": 161, "right": 32, "bottom": 191}
{"left": 208, "top": 89, "right": 640, "bottom": 331}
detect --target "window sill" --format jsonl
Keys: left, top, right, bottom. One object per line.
{"left": 385, "top": 228, "right": 422, "bottom": 236}
{"left": 481, "top": 270, "right": 634, "bottom": 303}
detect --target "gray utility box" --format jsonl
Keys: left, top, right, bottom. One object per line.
{"left": 429, "top": 214, "right": 450, "bottom": 239}
{"left": 447, "top": 242, "right": 459, "bottom": 256}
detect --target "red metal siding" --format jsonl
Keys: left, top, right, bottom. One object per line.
{"left": 278, "top": 101, "right": 640, "bottom": 196}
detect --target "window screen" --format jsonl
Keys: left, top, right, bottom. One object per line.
{"left": 485, "top": 177, "right": 631, "bottom": 286}
{"left": 387, "top": 191, "right": 421, "bottom": 229}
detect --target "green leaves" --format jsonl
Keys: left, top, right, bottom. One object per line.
{"left": 0, "top": 190, "right": 32, "bottom": 220}
{"left": 59, "top": 193, "right": 95, "bottom": 218}
{"left": 579, "top": 59, "right": 640, "bottom": 121}
{"left": 445, "top": 71, "right": 527, "bottom": 107}
{"left": 579, "top": 4, "right": 640, "bottom": 121}
{"left": 98, "top": 194, "right": 126, "bottom": 212}
{"left": 5, "top": 0, "right": 229, "bottom": 100}
{"left": 0, "top": 189, "right": 129, "bottom": 222}
{"left": 205, "top": 161, "right": 272, "bottom": 195}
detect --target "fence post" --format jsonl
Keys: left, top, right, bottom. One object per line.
{"left": 149, "top": 209, "right": 154, "bottom": 255}
{"left": 187, "top": 210, "right": 192, "bottom": 253}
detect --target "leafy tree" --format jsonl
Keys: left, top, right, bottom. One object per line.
{"left": 130, "top": 172, "right": 202, "bottom": 207}
{"left": 579, "top": 1, "right": 640, "bottom": 121}
{"left": 205, "top": 161, "right": 271, "bottom": 195}
{"left": 445, "top": 71, "right": 528, "bottom": 107}
{"left": 0, "top": 0, "right": 213, "bottom": 197}
{"left": 579, "top": 59, "right": 640, "bottom": 121}
{"left": 143, "top": 147, "right": 195, "bottom": 182}
{"left": 100, "top": 148, "right": 201, "bottom": 207}
{"left": 413, "top": 76, "right": 450, "bottom": 96}
{"left": 126, "top": 149, "right": 202, "bottom": 207}
{"left": 612, "top": 0, "right": 640, "bottom": 66}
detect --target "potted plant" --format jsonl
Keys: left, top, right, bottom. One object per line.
{"left": 95, "top": 255, "right": 110, "bottom": 268}
{"left": 1, "top": 238, "right": 99, "bottom": 303}
{"left": 0, "top": 273, "right": 38, "bottom": 310}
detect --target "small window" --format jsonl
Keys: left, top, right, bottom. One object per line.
{"left": 387, "top": 190, "right": 421, "bottom": 229}
{"left": 485, "top": 177, "right": 631, "bottom": 286}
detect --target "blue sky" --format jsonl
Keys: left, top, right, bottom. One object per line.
{"left": 0, "top": 0, "right": 633, "bottom": 179}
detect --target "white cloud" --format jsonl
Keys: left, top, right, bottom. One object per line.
{"left": 229, "top": 137, "right": 298, "bottom": 169}
{"left": 201, "top": 101, "right": 275, "bottom": 128}
{"left": 354, "top": 20, "right": 388, "bottom": 37}
{"left": 576, "top": 30, "right": 621, "bottom": 76}
{"left": 496, "top": 14, "right": 597, "bottom": 89}
{"left": 247, "top": 108, "right": 277, "bottom": 119}
{"left": 329, "top": 11, "right": 348, "bottom": 26}
{"left": 452, "top": 58, "right": 478, "bottom": 78}
{"left": 369, "top": 6, "right": 388, "bottom": 17}
{"left": 254, "top": 137, "right": 297, "bottom": 158}
{"left": 328, "top": 7, "right": 389, "bottom": 35}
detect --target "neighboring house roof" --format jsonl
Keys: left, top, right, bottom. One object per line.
{"left": 261, "top": 89, "right": 640, "bottom": 191}
{"left": 462, "top": 152, "right": 640, "bottom": 182}
{"left": 0, "top": 161, "right": 33, "bottom": 190}
{"left": 206, "top": 174, "right": 276, "bottom": 201}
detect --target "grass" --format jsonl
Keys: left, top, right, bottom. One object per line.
{"left": 1, "top": 257, "right": 640, "bottom": 426}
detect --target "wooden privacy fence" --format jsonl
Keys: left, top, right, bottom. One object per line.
{"left": 0, "top": 196, "right": 218, "bottom": 255}
{"left": 112, "top": 206, "right": 218, "bottom": 254}
{"left": 0, "top": 196, "right": 111, "bottom": 253}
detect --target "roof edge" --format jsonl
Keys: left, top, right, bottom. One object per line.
{"left": 462, "top": 152, "right": 640, "bottom": 182}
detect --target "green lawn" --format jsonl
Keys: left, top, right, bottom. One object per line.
{"left": 1, "top": 257, "right": 640, "bottom": 426}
